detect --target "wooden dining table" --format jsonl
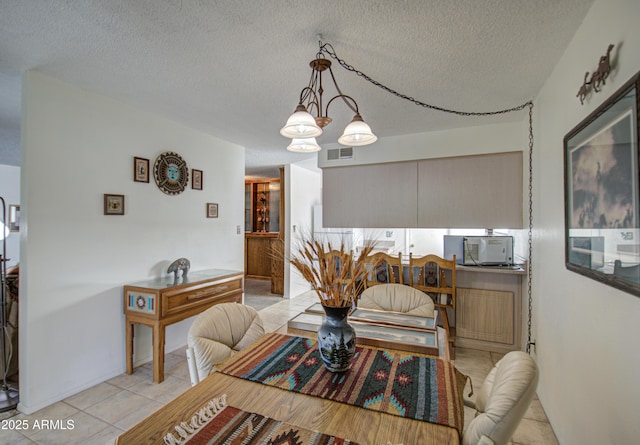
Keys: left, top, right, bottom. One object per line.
{"left": 116, "top": 333, "right": 463, "bottom": 445}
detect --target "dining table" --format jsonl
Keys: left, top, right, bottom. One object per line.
{"left": 115, "top": 332, "right": 466, "bottom": 445}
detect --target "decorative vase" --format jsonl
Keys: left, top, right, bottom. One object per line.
{"left": 317, "top": 304, "right": 356, "bottom": 372}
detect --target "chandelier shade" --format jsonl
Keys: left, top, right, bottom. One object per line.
{"left": 286, "top": 137, "right": 321, "bottom": 153}
{"left": 280, "top": 104, "right": 323, "bottom": 139}
{"left": 338, "top": 113, "right": 377, "bottom": 146}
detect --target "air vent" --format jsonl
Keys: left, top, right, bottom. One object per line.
{"left": 327, "top": 147, "right": 354, "bottom": 161}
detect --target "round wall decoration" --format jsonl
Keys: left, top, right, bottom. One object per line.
{"left": 153, "top": 151, "right": 189, "bottom": 195}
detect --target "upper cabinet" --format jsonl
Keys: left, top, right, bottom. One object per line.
{"left": 322, "top": 162, "right": 418, "bottom": 228}
{"left": 416, "top": 151, "right": 523, "bottom": 229}
{"left": 322, "top": 151, "right": 523, "bottom": 229}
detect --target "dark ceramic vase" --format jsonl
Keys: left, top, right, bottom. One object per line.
{"left": 317, "top": 304, "right": 356, "bottom": 372}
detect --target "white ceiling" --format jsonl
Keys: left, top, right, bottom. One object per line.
{"left": 0, "top": 0, "right": 595, "bottom": 176}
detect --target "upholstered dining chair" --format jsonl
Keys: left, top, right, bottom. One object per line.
{"left": 463, "top": 351, "right": 539, "bottom": 445}
{"left": 186, "top": 302, "right": 264, "bottom": 386}
{"left": 358, "top": 283, "right": 435, "bottom": 317}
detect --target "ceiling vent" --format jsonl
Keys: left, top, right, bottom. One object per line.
{"left": 327, "top": 147, "right": 354, "bottom": 161}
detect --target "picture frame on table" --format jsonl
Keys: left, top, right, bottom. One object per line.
{"left": 192, "top": 169, "right": 203, "bottom": 190}
{"left": 206, "top": 203, "right": 218, "bottom": 218}
{"left": 104, "top": 194, "right": 125, "bottom": 216}
{"left": 133, "top": 157, "right": 150, "bottom": 183}
{"left": 564, "top": 70, "right": 640, "bottom": 297}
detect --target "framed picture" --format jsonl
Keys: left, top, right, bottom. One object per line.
{"left": 564, "top": 70, "right": 640, "bottom": 296}
{"left": 206, "top": 203, "right": 218, "bottom": 218}
{"left": 192, "top": 169, "right": 203, "bottom": 190}
{"left": 104, "top": 194, "right": 125, "bottom": 215}
{"left": 8, "top": 205, "right": 20, "bottom": 232}
{"left": 133, "top": 157, "right": 150, "bottom": 183}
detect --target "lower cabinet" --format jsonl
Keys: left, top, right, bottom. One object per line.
{"left": 245, "top": 235, "right": 274, "bottom": 279}
{"left": 245, "top": 233, "right": 284, "bottom": 295}
{"left": 454, "top": 266, "right": 525, "bottom": 353}
{"left": 456, "top": 288, "right": 514, "bottom": 345}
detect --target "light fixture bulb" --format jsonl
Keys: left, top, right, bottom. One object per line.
{"left": 338, "top": 113, "right": 377, "bottom": 146}
{"left": 280, "top": 104, "right": 323, "bottom": 139}
{"left": 286, "top": 137, "right": 321, "bottom": 153}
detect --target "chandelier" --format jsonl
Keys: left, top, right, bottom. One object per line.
{"left": 280, "top": 40, "right": 377, "bottom": 153}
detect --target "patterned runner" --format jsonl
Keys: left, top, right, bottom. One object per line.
{"left": 163, "top": 395, "right": 358, "bottom": 445}
{"left": 185, "top": 405, "right": 357, "bottom": 445}
{"left": 217, "top": 333, "right": 465, "bottom": 436}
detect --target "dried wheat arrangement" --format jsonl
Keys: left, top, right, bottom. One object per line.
{"left": 285, "top": 233, "right": 380, "bottom": 307}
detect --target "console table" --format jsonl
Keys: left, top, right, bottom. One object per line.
{"left": 123, "top": 269, "right": 243, "bottom": 383}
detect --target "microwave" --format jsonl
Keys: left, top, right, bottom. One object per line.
{"left": 444, "top": 235, "right": 514, "bottom": 266}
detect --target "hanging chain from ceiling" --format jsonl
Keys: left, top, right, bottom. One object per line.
{"left": 319, "top": 41, "right": 532, "bottom": 116}
{"left": 319, "top": 40, "right": 536, "bottom": 354}
{"left": 526, "top": 103, "right": 535, "bottom": 354}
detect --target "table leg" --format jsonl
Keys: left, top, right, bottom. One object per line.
{"left": 126, "top": 320, "right": 134, "bottom": 375}
{"left": 152, "top": 323, "right": 165, "bottom": 383}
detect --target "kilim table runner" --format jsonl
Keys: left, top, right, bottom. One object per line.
{"left": 163, "top": 396, "right": 358, "bottom": 445}
{"left": 217, "top": 333, "right": 466, "bottom": 436}
{"left": 183, "top": 406, "right": 357, "bottom": 445}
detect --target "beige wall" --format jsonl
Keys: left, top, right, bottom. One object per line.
{"left": 533, "top": 0, "right": 640, "bottom": 443}
{"left": 19, "top": 71, "right": 245, "bottom": 414}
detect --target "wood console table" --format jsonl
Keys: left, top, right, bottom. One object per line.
{"left": 123, "top": 269, "right": 243, "bottom": 383}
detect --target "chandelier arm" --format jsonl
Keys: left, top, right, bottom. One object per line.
{"left": 299, "top": 86, "right": 321, "bottom": 115}
{"left": 325, "top": 94, "right": 359, "bottom": 117}
{"left": 319, "top": 41, "right": 532, "bottom": 116}
{"left": 327, "top": 67, "right": 359, "bottom": 114}
{"left": 299, "top": 69, "right": 318, "bottom": 105}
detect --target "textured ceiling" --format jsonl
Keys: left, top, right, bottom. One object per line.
{"left": 0, "top": 0, "right": 595, "bottom": 176}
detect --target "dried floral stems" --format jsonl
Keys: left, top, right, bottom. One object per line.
{"left": 287, "top": 235, "right": 381, "bottom": 307}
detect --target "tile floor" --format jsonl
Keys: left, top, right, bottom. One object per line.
{"left": 1, "top": 290, "right": 559, "bottom": 445}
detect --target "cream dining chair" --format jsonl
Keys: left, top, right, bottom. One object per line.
{"left": 358, "top": 283, "right": 435, "bottom": 317}
{"left": 463, "top": 351, "right": 539, "bottom": 445}
{"left": 186, "top": 302, "right": 264, "bottom": 386}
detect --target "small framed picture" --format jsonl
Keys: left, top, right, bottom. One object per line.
{"left": 8, "top": 205, "right": 20, "bottom": 232}
{"left": 104, "top": 194, "right": 125, "bottom": 215}
{"left": 192, "top": 169, "right": 203, "bottom": 190}
{"left": 206, "top": 203, "right": 218, "bottom": 218}
{"left": 133, "top": 157, "right": 150, "bottom": 183}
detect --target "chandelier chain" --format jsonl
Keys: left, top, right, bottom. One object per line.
{"left": 318, "top": 39, "right": 536, "bottom": 354}
{"left": 319, "top": 42, "right": 532, "bottom": 116}
{"left": 526, "top": 102, "right": 534, "bottom": 354}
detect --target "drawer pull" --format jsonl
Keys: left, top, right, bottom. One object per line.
{"left": 187, "top": 285, "right": 230, "bottom": 301}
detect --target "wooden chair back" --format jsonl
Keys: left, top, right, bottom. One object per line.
{"left": 408, "top": 253, "right": 456, "bottom": 308}
{"left": 409, "top": 253, "right": 457, "bottom": 357}
{"left": 362, "top": 252, "right": 404, "bottom": 287}
{"left": 323, "top": 249, "right": 354, "bottom": 285}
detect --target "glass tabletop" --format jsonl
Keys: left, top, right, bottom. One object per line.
{"left": 305, "top": 302, "right": 437, "bottom": 330}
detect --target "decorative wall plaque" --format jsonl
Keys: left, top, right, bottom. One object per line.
{"left": 153, "top": 152, "right": 189, "bottom": 195}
